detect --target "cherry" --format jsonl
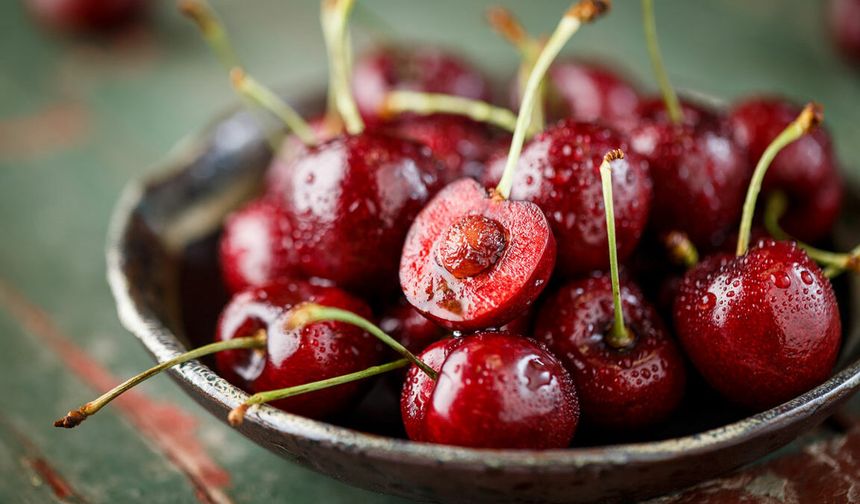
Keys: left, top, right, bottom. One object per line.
{"left": 401, "top": 332, "right": 579, "bottom": 448}
{"left": 218, "top": 198, "right": 299, "bottom": 294}
{"left": 729, "top": 97, "right": 843, "bottom": 243}
{"left": 830, "top": 0, "right": 860, "bottom": 65}
{"left": 351, "top": 45, "right": 491, "bottom": 126}
{"left": 673, "top": 104, "right": 842, "bottom": 411}
{"left": 547, "top": 59, "right": 641, "bottom": 129}
{"left": 380, "top": 300, "right": 446, "bottom": 355}
{"left": 27, "top": 0, "right": 145, "bottom": 33}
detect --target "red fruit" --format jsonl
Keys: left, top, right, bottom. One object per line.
{"left": 483, "top": 120, "right": 652, "bottom": 277}
{"left": 215, "top": 279, "right": 382, "bottom": 419}
{"left": 545, "top": 59, "right": 641, "bottom": 129}
{"left": 830, "top": 0, "right": 860, "bottom": 64}
{"left": 729, "top": 97, "right": 843, "bottom": 242}
{"left": 534, "top": 275, "right": 686, "bottom": 430}
{"left": 265, "top": 115, "right": 337, "bottom": 196}
{"left": 400, "top": 178, "right": 556, "bottom": 331}
{"left": 274, "top": 131, "right": 445, "bottom": 294}
{"left": 629, "top": 98, "right": 750, "bottom": 249}
{"left": 673, "top": 240, "right": 841, "bottom": 411}
{"left": 27, "top": 0, "right": 145, "bottom": 33}
{"left": 352, "top": 46, "right": 491, "bottom": 125}
{"left": 401, "top": 332, "right": 579, "bottom": 448}
{"left": 379, "top": 300, "right": 446, "bottom": 355}
{"left": 218, "top": 199, "right": 298, "bottom": 294}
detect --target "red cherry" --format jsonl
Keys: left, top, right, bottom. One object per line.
{"left": 401, "top": 332, "right": 579, "bottom": 448}
{"left": 534, "top": 276, "right": 686, "bottom": 430}
{"left": 546, "top": 59, "right": 641, "bottom": 129}
{"left": 273, "top": 131, "right": 445, "bottom": 294}
{"left": 399, "top": 178, "right": 556, "bottom": 331}
{"left": 215, "top": 279, "right": 382, "bottom": 419}
{"left": 352, "top": 46, "right": 491, "bottom": 125}
{"left": 218, "top": 199, "right": 299, "bottom": 294}
{"left": 830, "top": 0, "right": 860, "bottom": 64}
{"left": 27, "top": 0, "right": 145, "bottom": 33}
{"left": 379, "top": 300, "right": 446, "bottom": 355}
{"left": 265, "top": 115, "right": 337, "bottom": 196}
{"left": 674, "top": 240, "right": 841, "bottom": 410}
{"left": 629, "top": 98, "right": 750, "bottom": 249}
{"left": 729, "top": 97, "right": 843, "bottom": 242}
{"left": 483, "top": 120, "right": 652, "bottom": 277}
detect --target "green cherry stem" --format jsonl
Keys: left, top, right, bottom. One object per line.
{"left": 228, "top": 359, "right": 409, "bottom": 426}
{"left": 230, "top": 68, "right": 317, "bottom": 145}
{"left": 495, "top": 0, "right": 609, "bottom": 200}
{"left": 382, "top": 91, "right": 518, "bottom": 132}
{"left": 664, "top": 231, "right": 699, "bottom": 269}
{"left": 323, "top": 0, "right": 364, "bottom": 134}
{"left": 54, "top": 330, "right": 267, "bottom": 429}
{"left": 286, "top": 303, "right": 437, "bottom": 379}
{"left": 764, "top": 192, "right": 860, "bottom": 277}
{"left": 179, "top": 0, "right": 240, "bottom": 70}
{"left": 599, "top": 149, "right": 634, "bottom": 349}
{"left": 641, "top": 0, "right": 681, "bottom": 124}
{"left": 736, "top": 103, "right": 823, "bottom": 256}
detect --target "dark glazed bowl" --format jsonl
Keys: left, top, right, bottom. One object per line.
{"left": 107, "top": 102, "right": 860, "bottom": 504}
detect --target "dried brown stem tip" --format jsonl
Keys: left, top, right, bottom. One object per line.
{"left": 486, "top": 6, "right": 527, "bottom": 45}
{"left": 227, "top": 404, "right": 250, "bottom": 426}
{"left": 54, "top": 409, "right": 87, "bottom": 429}
{"left": 229, "top": 67, "right": 245, "bottom": 88}
{"left": 798, "top": 102, "right": 823, "bottom": 134}
{"left": 603, "top": 148, "right": 624, "bottom": 163}
{"left": 178, "top": 0, "right": 209, "bottom": 28}
{"left": 568, "top": 0, "right": 611, "bottom": 22}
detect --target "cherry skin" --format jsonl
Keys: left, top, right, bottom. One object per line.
{"left": 215, "top": 279, "right": 382, "bottom": 419}
{"left": 545, "top": 59, "right": 641, "bottom": 130}
{"left": 401, "top": 332, "right": 579, "bottom": 448}
{"left": 273, "top": 131, "right": 445, "bottom": 294}
{"left": 400, "top": 178, "right": 556, "bottom": 331}
{"left": 830, "top": 0, "right": 860, "bottom": 65}
{"left": 264, "top": 115, "right": 337, "bottom": 196}
{"left": 482, "top": 120, "right": 652, "bottom": 277}
{"left": 352, "top": 46, "right": 491, "bottom": 126}
{"left": 27, "top": 0, "right": 145, "bottom": 33}
{"left": 629, "top": 98, "right": 750, "bottom": 249}
{"left": 379, "top": 300, "right": 447, "bottom": 355}
{"left": 729, "top": 97, "right": 843, "bottom": 242}
{"left": 673, "top": 240, "right": 841, "bottom": 411}
{"left": 534, "top": 275, "right": 686, "bottom": 430}
{"left": 218, "top": 199, "right": 299, "bottom": 294}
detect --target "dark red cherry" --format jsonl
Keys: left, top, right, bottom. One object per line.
{"left": 629, "top": 98, "right": 750, "bottom": 249}
{"left": 274, "top": 131, "right": 445, "bottom": 294}
{"left": 401, "top": 332, "right": 579, "bottom": 448}
{"left": 545, "top": 59, "right": 641, "bottom": 129}
{"left": 830, "top": 0, "right": 860, "bottom": 64}
{"left": 379, "top": 300, "right": 446, "bottom": 355}
{"left": 482, "top": 120, "right": 652, "bottom": 277}
{"left": 673, "top": 240, "right": 841, "bottom": 410}
{"left": 265, "top": 115, "right": 337, "bottom": 196}
{"left": 215, "top": 279, "right": 382, "bottom": 419}
{"left": 729, "top": 97, "right": 843, "bottom": 242}
{"left": 352, "top": 46, "right": 491, "bottom": 125}
{"left": 27, "top": 0, "right": 145, "bottom": 33}
{"left": 534, "top": 275, "right": 686, "bottom": 430}
{"left": 218, "top": 199, "right": 299, "bottom": 294}
{"left": 400, "top": 178, "right": 555, "bottom": 331}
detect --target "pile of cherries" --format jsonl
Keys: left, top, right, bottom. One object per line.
{"left": 57, "top": 0, "right": 859, "bottom": 452}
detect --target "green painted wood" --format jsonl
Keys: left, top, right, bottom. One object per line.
{"left": 0, "top": 0, "right": 857, "bottom": 502}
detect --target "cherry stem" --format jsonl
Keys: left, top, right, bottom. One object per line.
{"left": 179, "top": 0, "right": 240, "bottom": 70}
{"left": 286, "top": 303, "right": 438, "bottom": 379}
{"left": 764, "top": 192, "right": 859, "bottom": 276}
{"left": 495, "top": 0, "right": 609, "bottom": 200}
{"left": 664, "top": 231, "right": 699, "bottom": 269}
{"left": 54, "top": 330, "right": 267, "bottom": 429}
{"left": 641, "top": 0, "right": 682, "bottom": 125}
{"left": 736, "top": 103, "right": 823, "bottom": 256}
{"left": 599, "top": 149, "right": 634, "bottom": 349}
{"left": 486, "top": 6, "right": 545, "bottom": 133}
{"left": 230, "top": 68, "right": 317, "bottom": 145}
{"left": 323, "top": 0, "right": 364, "bottom": 134}
{"left": 382, "top": 91, "right": 518, "bottom": 132}
{"left": 227, "top": 358, "right": 409, "bottom": 426}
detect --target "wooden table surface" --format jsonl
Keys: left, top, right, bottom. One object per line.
{"left": 1, "top": 1, "right": 859, "bottom": 502}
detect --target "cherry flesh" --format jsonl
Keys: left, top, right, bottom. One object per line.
{"left": 729, "top": 97, "right": 843, "bottom": 242}
{"left": 483, "top": 120, "right": 652, "bottom": 277}
{"left": 352, "top": 46, "right": 491, "bottom": 125}
{"left": 545, "top": 59, "right": 641, "bottom": 130}
{"left": 400, "top": 178, "right": 556, "bottom": 331}
{"left": 27, "top": 0, "right": 145, "bottom": 33}
{"left": 215, "top": 279, "right": 382, "bottom": 419}
{"left": 629, "top": 98, "right": 750, "bottom": 249}
{"left": 401, "top": 332, "right": 579, "bottom": 448}
{"left": 275, "top": 131, "right": 445, "bottom": 294}
{"left": 830, "top": 0, "right": 860, "bottom": 65}
{"left": 534, "top": 275, "right": 686, "bottom": 430}
{"left": 673, "top": 240, "right": 841, "bottom": 411}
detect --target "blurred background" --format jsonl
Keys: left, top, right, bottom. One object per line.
{"left": 0, "top": 0, "right": 857, "bottom": 502}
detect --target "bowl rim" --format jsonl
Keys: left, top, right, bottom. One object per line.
{"left": 106, "top": 109, "right": 860, "bottom": 471}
